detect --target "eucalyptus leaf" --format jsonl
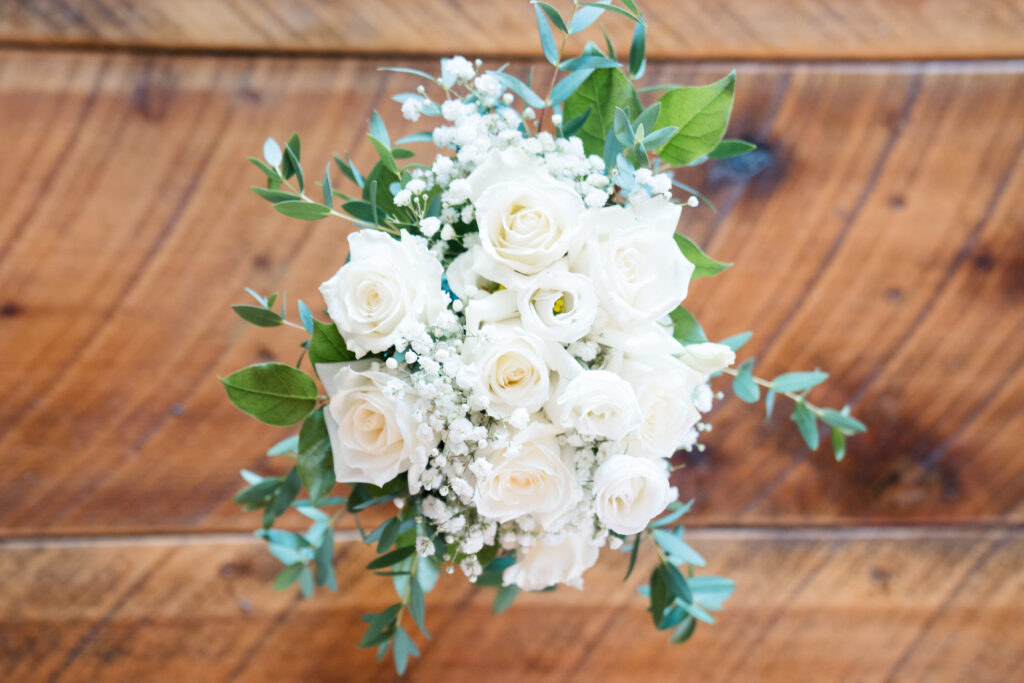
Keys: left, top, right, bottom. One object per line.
{"left": 367, "top": 546, "right": 416, "bottom": 570}
{"left": 771, "top": 370, "right": 829, "bottom": 393}
{"left": 315, "top": 526, "right": 337, "bottom": 589}
{"left": 820, "top": 408, "right": 868, "bottom": 434}
{"left": 568, "top": 3, "right": 604, "bottom": 33}
{"left": 831, "top": 427, "right": 847, "bottom": 462}
{"left": 267, "top": 434, "right": 300, "bottom": 457}
{"left": 719, "top": 331, "right": 752, "bottom": 352}
{"left": 548, "top": 68, "right": 595, "bottom": 106}
{"left": 533, "top": 1, "right": 568, "bottom": 32}
{"left": 393, "top": 625, "right": 419, "bottom": 675}
{"left": 534, "top": 3, "right": 559, "bottom": 65}
{"left": 273, "top": 563, "right": 305, "bottom": 591}
{"left": 272, "top": 201, "right": 331, "bottom": 221}
{"left": 670, "top": 307, "right": 708, "bottom": 345}
{"left": 369, "top": 111, "right": 390, "bottom": 148}
{"left": 733, "top": 358, "right": 760, "bottom": 403}
{"left": 629, "top": 20, "right": 646, "bottom": 78}
{"left": 279, "top": 133, "right": 301, "bottom": 179}
{"left": 297, "top": 300, "right": 314, "bottom": 333}
{"left": 792, "top": 401, "right": 820, "bottom": 450}
{"left": 262, "top": 137, "right": 283, "bottom": 168}
{"left": 559, "top": 55, "right": 620, "bottom": 71}
{"left": 653, "top": 529, "right": 706, "bottom": 567}
{"left": 221, "top": 362, "right": 317, "bottom": 426}
{"left": 231, "top": 304, "right": 283, "bottom": 328}
{"left": 493, "top": 583, "right": 519, "bottom": 614}
{"left": 250, "top": 186, "right": 298, "bottom": 203}
{"left": 322, "top": 163, "right": 333, "bottom": 208}
{"left": 488, "top": 71, "right": 545, "bottom": 109}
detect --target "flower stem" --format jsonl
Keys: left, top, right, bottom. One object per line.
{"left": 719, "top": 366, "right": 825, "bottom": 416}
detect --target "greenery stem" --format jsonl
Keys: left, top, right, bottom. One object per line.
{"left": 536, "top": 3, "right": 578, "bottom": 132}
{"left": 719, "top": 366, "right": 822, "bottom": 415}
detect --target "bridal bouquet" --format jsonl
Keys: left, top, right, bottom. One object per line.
{"left": 222, "top": 0, "right": 866, "bottom": 674}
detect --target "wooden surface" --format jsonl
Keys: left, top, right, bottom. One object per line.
{"left": 2, "top": 529, "right": 1022, "bottom": 682}
{"left": 2, "top": 0, "right": 1024, "bottom": 60}
{"left": 1, "top": 1, "right": 1023, "bottom": 680}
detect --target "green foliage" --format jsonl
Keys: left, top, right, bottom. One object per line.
{"left": 297, "top": 407, "right": 335, "bottom": 502}
{"left": 534, "top": 3, "right": 559, "bottom": 64}
{"left": 221, "top": 362, "right": 317, "bottom": 427}
{"left": 488, "top": 71, "right": 546, "bottom": 108}
{"left": 563, "top": 67, "right": 642, "bottom": 157}
{"left": 272, "top": 200, "right": 331, "bottom": 221}
{"left": 232, "top": 304, "right": 283, "bottom": 327}
{"left": 493, "top": 584, "right": 519, "bottom": 614}
{"left": 673, "top": 233, "right": 732, "bottom": 280}
{"left": 309, "top": 320, "right": 356, "bottom": 365}
{"left": 732, "top": 359, "right": 760, "bottom": 403}
{"left": 709, "top": 138, "right": 756, "bottom": 159}
{"left": 792, "top": 401, "right": 820, "bottom": 450}
{"left": 653, "top": 72, "right": 736, "bottom": 166}
{"left": 670, "top": 307, "right": 707, "bottom": 345}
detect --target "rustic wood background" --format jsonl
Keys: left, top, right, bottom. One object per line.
{"left": 1, "top": 1, "right": 1022, "bottom": 681}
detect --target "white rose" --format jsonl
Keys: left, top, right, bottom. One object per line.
{"left": 462, "top": 324, "right": 560, "bottom": 417}
{"left": 473, "top": 422, "right": 579, "bottom": 529}
{"left": 319, "top": 230, "right": 449, "bottom": 357}
{"left": 503, "top": 533, "right": 599, "bottom": 591}
{"left": 678, "top": 342, "right": 736, "bottom": 375}
{"left": 572, "top": 196, "right": 694, "bottom": 329}
{"left": 517, "top": 266, "right": 598, "bottom": 344}
{"left": 317, "top": 361, "right": 432, "bottom": 488}
{"left": 468, "top": 149, "right": 585, "bottom": 277}
{"left": 593, "top": 454, "right": 673, "bottom": 535}
{"left": 549, "top": 370, "right": 643, "bottom": 441}
{"left": 621, "top": 356, "right": 705, "bottom": 459}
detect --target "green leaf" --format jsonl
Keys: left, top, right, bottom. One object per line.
{"left": 488, "top": 71, "right": 545, "bottom": 109}
{"left": 298, "top": 564, "right": 314, "bottom": 598}
{"left": 673, "top": 233, "right": 732, "bottom": 279}
{"left": 629, "top": 20, "right": 646, "bottom": 78}
{"left": 321, "top": 163, "right": 333, "bottom": 209}
{"left": 298, "top": 407, "right": 335, "bottom": 501}
{"left": 334, "top": 154, "right": 365, "bottom": 188}
{"left": 559, "top": 55, "right": 620, "bottom": 71}
{"left": 234, "top": 477, "right": 281, "bottom": 506}
{"left": 792, "top": 401, "right": 820, "bottom": 450}
{"left": 342, "top": 199, "right": 388, "bottom": 225}
{"left": 624, "top": 534, "right": 641, "bottom": 581}
{"left": 272, "top": 200, "right": 331, "bottom": 221}
{"left": 493, "top": 584, "right": 519, "bottom": 614}
{"left": 771, "top": 370, "right": 829, "bottom": 393}
{"left": 248, "top": 157, "right": 282, "bottom": 183}
{"left": 369, "top": 111, "right": 390, "bottom": 148}
{"left": 534, "top": 3, "right": 559, "bottom": 65}
{"left": 408, "top": 579, "right": 429, "bottom": 637}
{"left": 653, "top": 529, "right": 706, "bottom": 567}
{"left": 549, "top": 68, "right": 595, "bottom": 106}
{"left": 613, "top": 106, "right": 635, "bottom": 146}
{"left": 221, "top": 362, "right": 318, "bottom": 427}
{"left": 649, "top": 566, "right": 670, "bottom": 627}
{"left": 709, "top": 138, "right": 756, "bottom": 159}
{"left": 267, "top": 434, "right": 300, "bottom": 456}
{"left": 561, "top": 107, "right": 591, "bottom": 137}
{"left": 231, "top": 304, "right": 283, "bottom": 328}
{"left": 670, "top": 307, "right": 708, "bottom": 345}
{"left": 671, "top": 615, "right": 697, "bottom": 644}
{"left": 394, "top": 132, "right": 434, "bottom": 145}
{"left": 376, "top": 518, "right": 401, "bottom": 554}
{"left": 654, "top": 72, "right": 737, "bottom": 166}
{"left": 689, "top": 576, "right": 735, "bottom": 604}
{"left": 315, "top": 526, "right": 337, "bottom": 589}
{"left": 359, "top": 604, "right": 401, "bottom": 648}
{"left": 831, "top": 427, "right": 847, "bottom": 462}
{"left": 719, "top": 331, "right": 752, "bottom": 352}
{"left": 393, "top": 625, "right": 419, "bottom": 675}
{"left": 309, "top": 320, "right": 355, "bottom": 365}
{"left": 533, "top": 1, "right": 567, "bottom": 32}
{"left": 581, "top": 1, "right": 641, "bottom": 22}
{"left": 367, "top": 546, "right": 416, "bottom": 570}
{"left": 279, "top": 133, "right": 301, "bottom": 179}
{"left": 369, "top": 136, "right": 398, "bottom": 174}
{"left": 819, "top": 408, "right": 868, "bottom": 434}
{"left": 733, "top": 358, "right": 760, "bottom": 403}
{"left": 263, "top": 467, "right": 301, "bottom": 528}
{"left": 250, "top": 185, "right": 299, "bottom": 203}
{"left": 273, "top": 563, "right": 305, "bottom": 591}
{"left": 680, "top": 600, "right": 715, "bottom": 624}
{"left": 284, "top": 144, "right": 303, "bottom": 191}
{"left": 379, "top": 66, "right": 440, "bottom": 83}
{"left": 765, "top": 389, "right": 777, "bottom": 420}
{"left": 563, "top": 67, "right": 642, "bottom": 157}
{"left": 662, "top": 562, "right": 693, "bottom": 605}
{"left": 650, "top": 499, "right": 694, "bottom": 528}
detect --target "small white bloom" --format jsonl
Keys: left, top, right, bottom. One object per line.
{"left": 419, "top": 216, "right": 442, "bottom": 237}
{"left": 415, "top": 536, "right": 435, "bottom": 557}
{"left": 677, "top": 342, "right": 736, "bottom": 375}
{"left": 394, "top": 189, "right": 412, "bottom": 206}
{"left": 592, "top": 454, "right": 673, "bottom": 535}
{"left": 401, "top": 98, "right": 423, "bottom": 122}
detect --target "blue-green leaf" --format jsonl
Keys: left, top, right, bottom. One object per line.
{"left": 297, "top": 300, "right": 314, "bottom": 333}
{"left": 267, "top": 435, "right": 300, "bottom": 456}
{"left": 670, "top": 307, "right": 707, "bottom": 345}
{"left": 273, "top": 563, "right": 304, "bottom": 590}
{"left": 831, "top": 427, "right": 847, "bottom": 462}
{"left": 493, "top": 583, "right": 519, "bottom": 614}
{"left": 549, "top": 68, "right": 595, "bottom": 106}
{"left": 535, "top": 3, "right": 559, "bottom": 65}
{"left": 653, "top": 529, "right": 706, "bottom": 567}
{"left": 369, "top": 111, "right": 390, "bottom": 148}
{"left": 533, "top": 1, "right": 568, "bottom": 32}
{"left": 771, "top": 370, "right": 829, "bottom": 393}
{"left": 719, "top": 331, "right": 752, "bottom": 352}
{"left": 488, "top": 71, "right": 545, "bottom": 108}
{"left": 819, "top": 408, "right": 868, "bottom": 434}
{"left": 395, "top": 132, "right": 435, "bottom": 145}
{"left": 298, "top": 407, "right": 335, "bottom": 502}
{"left": 231, "top": 304, "right": 283, "bottom": 328}
{"left": 262, "top": 137, "right": 283, "bottom": 167}
{"left": 792, "top": 401, "right": 820, "bottom": 450}
{"left": 321, "top": 163, "right": 333, "bottom": 209}
{"left": 314, "top": 526, "right": 337, "bottom": 590}
{"left": 733, "top": 358, "right": 760, "bottom": 403}
{"left": 569, "top": 4, "right": 604, "bottom": 33}
{"left": 559, "top": 55, "right": 620, "bottom": 71}
{"left": 272, "top": 201, "right": 330, "bottom": 221}
{"left": 673, "top": 233, "right": 732, "bottom": 279}
{"left": 629, "top": 20, "right": 646, "bottom": 78}
{"left": 709, "top": 139, "right": 756, "bottom": 159}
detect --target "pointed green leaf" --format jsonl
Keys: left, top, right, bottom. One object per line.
{"left": 563, "top": 67, "right": 642, "bottom": 156}
{"left": 771, "top": 370, "right": 829, "bottom": 393}
{"left": 673, "top": 233, "right": 732, "bottom": 279}
{"left": 493, "top": 583, "right": 519, "bottom": 614}
{"left": 272, "top": 200, "right": 330, "bottom": 221}
{"left": 221, "top": 363, "right": 317, "bottom": 426}
{"left": 309, "top": 320, "right": 355, "bottom": 365}
{"left": 654, "top": 72, "right": 736, "bottom": 166}
{"left": 670, "top": 307, "right": 707, "bottom": 345}
{"left": 733, "top": 358, "right": 760, "bottom": 403}
{"left": 298, "top": 407, "right": 335, "bottom": 502}
{"left": 792, "top": 401, "right": 820, "bottom": 450}
{"left": 533, "top": 1, "right": 568, "bottom": 32}
{"left": 231, "top": 304, "right": 283, "bottom": 328}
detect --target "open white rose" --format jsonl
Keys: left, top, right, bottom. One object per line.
{"left": 317, "top": 361, "right": 431, "bottom": 488}
{"left": 620, "top": 355, "right": 705, "bottom": 460}
{"left": 593, "top": 454, "right": 673, "bottom": 535}
{"left": 572, "top": 196, "right": 694, "bottom": 330}
{"left": 463, "top": 323, "right": 579, "bottom": 417}
{"left": 319, "top": 230, "right": 449, "bottom": 357}
{"left": 503, "top": 533, "right": 599, "bottom": 591}
{"left": 473, "top": 422, "right": 579, "bottom": 529}
{"left": 468, "top": 148, "right": 585, "bottom": 277}
{"left": 444, "top": 235, "right": 494, "bottom": 301}
{"left": 549, "top": 370, "right": 643, "bottom": 441}
{"left": 678, "top": 342, "right": 736, "bottom": 375}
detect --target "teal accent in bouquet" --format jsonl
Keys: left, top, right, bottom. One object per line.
{"left": 222, "top": 0, "right": 866, "bottom": 674}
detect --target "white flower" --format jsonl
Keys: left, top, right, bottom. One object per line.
{"left": 572, "top": 196, "right": 694, "bottom": 329}
{"left": 592, "top": 454, "right": 673, "bottom": 535}
{"left": 317, "top": 361, "right": 433, "bottom": 488}
{"left": 441, "top": 55, "right": 475, "bottom": 83}
{"left": 620, "top": 356, "right": 705, "bottom": 459}
{"left": 468, "top": 149, "right": 585, "bottom": 277}
{"left": 319, "top": 230, "right": 449, "bottom": 357}
{"left": 462, "top": 324, "right": 552, "bottom": 417}
{"left": 549, "top": 370, "right": 643, "bottom": 441}
{"left": 419, "top": 216, "right": 441, "bottom": 238}
{"left": 473, "top": 422, "right": 579, "bottom": 529}
{"left": 677, "top": 342, "right": 736, "bottom": 375}
{"left": 516, "top": 266, "right": 598, "bottom": 344}
{"left": 503, "top": 533, "right": 599, "bottom": 591}
{"left": 401, "top": 97, "right": 423, "bottom": 122}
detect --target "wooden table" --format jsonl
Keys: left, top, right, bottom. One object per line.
{"left": 1, "top": 1, "right": 1022, "bottom": 680}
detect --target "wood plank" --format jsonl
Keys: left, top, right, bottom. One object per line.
{"left": 1, "top": 529, "right": 1021, "bottom": 681}
{"left": 1, "top": 0, "right": 1023, "bottom": 60}
{"left": 0, "top": 53, "right": 1022, "bottom": 535}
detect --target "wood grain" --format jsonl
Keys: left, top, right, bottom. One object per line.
{"left": 1, "top": 53, "right": 1022, "bottom": 536}
{"left": 1, "top": 529, "right": 1021, "bottom": 682}
{"left": 1, "top": 0, "right": 1024, "bottom": 60}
